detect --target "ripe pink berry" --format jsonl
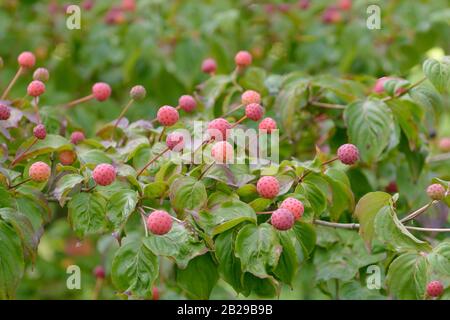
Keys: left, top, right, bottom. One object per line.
{"left": 18, "top": 51, "right": 36, "bottom": 69}
{"left": 280, "top": 197, "right": 304, "bottom": 220}
{"left": 92, "top": 163, "right": 116, "bottom": 186}
{"left": 245, "top": 103, "right": 264, "bottom": 121}
{"left": 92, "top": 82, "right": 111, "bottom": 101}
{"left": 121, "top": 0, "right": 136, "bottom": 11}
{"left": 166, "top": 132, "right": 184, "bottom": 151}
{"left": 298, "top": 0, "right": 310, "bottom": 9}
{"left": 271, "top": 208, "right": 295, "bottom": 231}
{"left": 29, "top": 161, "right": 51, "bottom": 182}
{"left": 70, "top": 131, "right": 85, "bottom": 145}
{"left": 152, "top": 287, "right": 160, "bottom": 300}
{"left": 33, "top": 124, "right": 47, "bottom": 140}
{"left": 337, "top": 143, "right": 359, "bottom": 165}
{"left": 207, "top": 118, "right": 231, "bottom": 141}
{"left": 257, "top": 176, "right": 280, "bottom": 199}
{"left": 157, "top": 105, "right": 179, "bottom": 126}
{"left": 426, "top": 280, "right": 444, "bottom": 297}
{"left": 27, "top": 80, "right": 46, "bottom": 97}
{"left": 373, "top": 76, "right": 406, "bottom": 95}
{"left": 0, "top": 104, "right": 11, "bottom": 120}
{"left": 385, "top": 181, "right": 398, "bottom": 194}
{"left": 94, "top": 266, "right": 106, "bottom": 279}
{"left": 235, "top": 50, "right": 252, "bottom": 68}
{"left": 338, "top": 0, "right": 352, "bottom": 10}
{"left": 241, "top": 90, "right": 261, "bottom": 105}
{"left": 33, "top": 68, "right": 50, "bottom": 82}
{"left": 439, "top": 137, "right": 450, "bottom": 153}
{"left": 59, "top": 150, "right": 77, "bottom": 165}
{"left": 178, "top": 95, "right": 197, "bottom": 113}
{"left": 211, "top": 141, "right": 234, "bottom": 164}
{"left": 201, "top": 58, "right": 217, "bottom": 74}
{"left": 130, "top": 85, "right": 146, "bottom": 100}
{"left": 147, "top": 210, "right": 173, "bottom": 235}
{"left": 426, "top": 183, "right": 446, "bottom": 201}
{"left": 322, "top": 6, "right": 342, "bottom": 24}
{"left": 259, "top": 117, "right": 277, "bottom": 133}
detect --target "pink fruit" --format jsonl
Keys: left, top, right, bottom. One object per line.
{"left": 27, "top": 80, "right": 46, "bottom": 97}
{"left": 257, "top": 176, "right": 280, "bottom": 199}
{"left": 33, "top": 68, "right": 50, "bottom": 82}
{"left": 33, "top": 124, "right": 47, "bottom": 140}
{"left": 130, "top": 85, "right": 146, "bottom": 100}
{"left": 18, "top": 51, "right": 36, "bottom": 69}
{"left": 245, "top": 103, "right": 264, "bottom": 121}
{"left": 211, "top": 141, "right": 234, "bottom": 164}
{"left": 338, "top": 0, "right": 352, "bottom": 10}
{"left": 298, "top": 0, "right": 310, "bottom": 9}
{"left": 241, "top": 90, "right": 261, "bottom": 105}
{"left": 92, "top": 163, "right": 116, "bottom": 186}
{"left": 70, "top": 131, "right": 85, "bottom": 145}
{"left": 385, "top": 181, "right": 398, "bottom": 194}
{"left": 157, "top": 105, "right": 179, "bottom": 126}
{"left": 373, "top": 76, "right": 406, "bottom": 95}
{"left": 271, "top": 208, "right": 295, "bottom": 230}
{"left": 207, "top": 118, "right": 231, "bottom": 141}
{"left": 0, "top": 104, "right": 11, "bottom": 120}
{"left": 121, "top": 0, "right": 136, "bottom": 11}
{"left": 166, "top": 132, "right": 184, "bottom": 151}
{"left": 92, "top": 82, "right": 111, "bottom": 101}
{"left": 201, "top": 58, "right": 217, "bottom": 74}
{"left": 234, "top": 51, "right": 252, "bottom": 68}
{"left": 322, "top": 6, "right": 341, "bottom": 24}
{"left": 439, "top": 137, "right": 450, "bottom": 152}
{"left": 258, "top": 117, "right": 277, "bottom": 133}
{"left": 178, "top": 95, "right": 197, "bottom": 112}
{"left": 426, "top": 280, "right": 444, "bottom": 297}
{"left": 29, "top": 161, "right": 51, "bottom": 182}
{"left": 337, "top": 143, "right": 359, "bottom": 165}
{"left": 427, "top": 183, "right": 446, "bottom": 201}
{"left": 152, "top": 287, "right": 160, "bottom": 300}
{"left": 59, "top": 150, "right": 76, "bottom": 165}
{"left": 280, "top": 197, "right": 304, "bottom": 220}
{"left": 94, "top": 266, "right": 106, "bottom": 279}
{"left": 146, "top": 210, "right": 173, "bottom": 235}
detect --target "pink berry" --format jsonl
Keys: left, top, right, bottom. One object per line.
{"left": 121, "top": 0, "right": 136, "bottom": 11}
{"left": 0, "top": 104, "right": 11, "bottom": 120}
{"left": 92, "top": 163, "right": 116, "bottom": 186}
{"left": 27, "top": 80, "right": 46, "bottom": 97}
{"left": 271, "top": 208, "right": 295, "bottom": 231}
{"left": 426, "top": 280, "right": 444, "bottom": 297}
{"left": 33, "top": 124, "right": 47, "bottom": 140}
{"left": 257, "top": 176, "right": 280, "bottom": 199}
{"left": 322, "top": 6, "right": 341, "bottom": 24}
{"left": 280, "top": 197, "right": 304, "bottom": 220}
{"left": 152, "top": 287, "right": 160, "bottom": 300}
{"left": 70, "top": 131, "right": 85, "bottom": 145}
{"left": 373, "top": 76, "right": 406, "bottom": 95}
{"left": 235, "top": 50, "right": 252, "bottom": 68}
{"left": 166, "top": 132, "right": 184, "bottom": 151}
{"left": 33, "top": 68, "right": 50, "bottom": 82}
{"left": 211, "top": 141, "right": 234, "bottom": 164}
{"left": 18, "top": 51, "right": 36, "bottom": 69}
{"left": 439, "top": 137, "right": 450, "bottom": 152}
{"left": 130, "top": 85, "right": 146, "bottom": 100}
{"left": 94, "top": 266, "right": 106, "bottom": 279}
{"left": 207, "top": 118, "right": 231, "bottom": 141}
{"left": 157, "top": 105, "right": 179, "bottom": 126}
{"left": 338, "top": 0, "right": 352, "bottom": 10}
{"left": 178, "top": 95, "right": 197, "bottom": 112}
{"left": 427, "top": 183, "right": 446, "bottom": 201}
{"left": 92, "top": 82, "right": 111, "bottom": 101}
{"left": 385, "top": 181, "right": 398, "bottom": 194}
{"left": 258, "top": 117, "right": 277, "bottom": 133}
{"left": 245, "top": 103, "right": 264, "bottom": 121}
{"left": 201, "top": 58, "right": 217, "bottom": 74}
{"left": 29, "top": 161, "right": 51, "bottom": 182}
{"left": 298, "top": 0, "right": 310, "bottom": 9}
{"left": 337, "top": 144, "right": 359, "bottom": 165}
{"left": 59, "top": 150, "right": 76, "bottom": 165}
{"left": 146, "top": 210, "right": 173, "bottom": 235}
{"left": 241, "top": 90, "right": 261, "bottom": 105}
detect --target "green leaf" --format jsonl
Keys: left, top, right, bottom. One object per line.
{"left": 169, "top": 176, "right": 207, "bottom": 215}
{"left": 0, "top": 184, "right": 13, "bottom": 208}
{"left": 428, "top": 242, "right": 450, "bottom": 277}
{"left": 143, "top": 181, "right": 168, "bottom": 199}
{"left": 0, "top": 221, "right": 24, "bottom": 300}
{"left": 111, "top": 238, "right": 158, "bottom": 297}
{"left": 201, "top": 75, "right": 231, "bottom": 109}
{"left": 78, "top": 149, "right": 112, "bottom": 166}
{"left": 344, "top": 99, "right": 394, "bottom": 163}
{"left": 387, "top": 100, "right": 424, "bottom": 150}
{"left": 295, "top": 179, "right": 327, "bottom": 217}
{"left": 106, "top": 190, "right": 138, "bottom": 229}
{"left": 248, "top": 198, "right": 272, "bottom": 212}
{"left": 423, "top": 57, "right": 450, "bottom": 93}
{"left": 354, "top": 192, "right": 392, "bottom": 250}
{"left": 199, "top": 200, "right": 256, "bottom": 237}
{"left": 176, "top": 253, "right": 219, "bottom": 299}
{"left": 235, "top": 223, "right": 282, "bottom": 278}
{"left": 273, "top": 231, "right": 298, "bottom": 286}
{"left": 15, "top": 134, "right": 72, "bottom": 163}
{"left": 324, "top": 168, "right": 355, "bottom": 221}
{"left": 143, "top": 222, "right": 207, "bottom": 269}
{"left": 292, "top": 221, "right": 316, "bottom": 258}
{"left": 52, "top": 174, "right": 84, "bottom": 206}
{"left": 68, "top": 192, "right": 109, "bottom": 237}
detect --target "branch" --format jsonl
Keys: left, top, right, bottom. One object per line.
{"left": 400, "top": 201, "right": 436, "bottom": 223}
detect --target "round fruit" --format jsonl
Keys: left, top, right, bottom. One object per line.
{"left": 258, "top": 117, "right": 277, "bottom": 133}
{"left": 337, "top": 144, "right": 359, "bottom": 165}
{"left": 271, "top": 208, "right": 295, "bottom": 230}
{"left": 211, "top": 141, "right": 234, "bottom": 164}
{"left": 33, "top": 124, "right": 47, "bottom": 140}
{"left": 59, "top": 150, "right": 77, "bottom": 165}
{"left": 18, "top": 51, "right": 36, "bottom": 68}
{"left": 146, "top": 210, "right": 173, "bottom": 235}
{"left": 166, "top": 132, "right": 185, "bottom": 151}
{"left": 426, "top": 183, "right": 446, "bottom": 201}
{"left": 92, "top": 82, "right": 111, "bottom": 101}
{"left": 207, "top": 118, "right": 231, "bottom": 141}
{"left": 245, "top": 103, "right": 264, "bottom": 121}
{"left": 426, "top": 280, "right": 444, "bottom": 297}
{"left": 241, "top": 90, "right": 261, "bottom": 105}
{"left": 92, "top": 163, "right": 116, "bottom": 186}
{"left": 280, "top": 197, "right": 304, "bottom": 220}
{"left": 157, "top": 105, "right": 179, "bottom": 126}
{"left": 29, "top": 161, "right": 51, "bottom": 182}
{"left": 256, "top": 176, "right": 280, "bottom": 199}
{"left": 178, "top": 95, "right": 196, "bottom": 112}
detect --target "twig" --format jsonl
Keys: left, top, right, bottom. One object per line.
{"left": 1, "top": 66, "right": 23, "bottom": 100}
{"left": 138, "top": 207, "right": 149, "bottom": 237}
{"left": 198, "top": 161, "right": 215, "bottom": 180}
{"left": 310, "top": 101, "right": 346, "bottom": 110}
{"left": 136, "top": 147, "right": 170, "bottom": 178}
{"left": 400, "top": 201, "right": 435, "bottom": 223}
{"left": 381, "top": 77, "right": 427, "bottom": 102}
